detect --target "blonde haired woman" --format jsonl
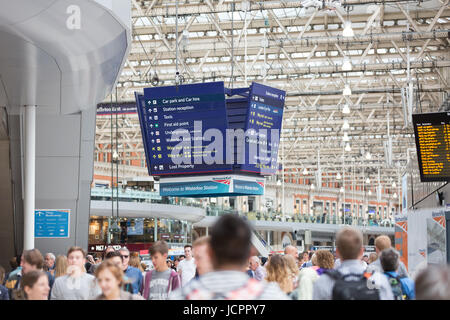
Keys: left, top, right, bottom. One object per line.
{"left": 283, "top": 254, "right": 300, "bottom": 289}
{"left": 265, "top": 254, "right": 293, "bottom": 294}
{"left": 54, "top": 255, "right": 68, "bottom": 278}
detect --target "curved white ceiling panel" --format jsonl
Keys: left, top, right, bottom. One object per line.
{"left": 0, "top": 0, "right": 131, "bottom": 114}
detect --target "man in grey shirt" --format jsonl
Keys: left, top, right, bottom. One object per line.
{"left": 51, "top": 247, "right": 100, "bottom": 300}
{"left": 313, "top": 227, "right": 394, "bottom": 300}
{"left": 366, "top": 235, "right": 408, "bottom": 277}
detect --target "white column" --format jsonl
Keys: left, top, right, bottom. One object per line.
{"left": 206, "top": 227, "right": 208, "bottom": 236}
{"left": 24, "top": 105, "right": 36, "bottom": 250}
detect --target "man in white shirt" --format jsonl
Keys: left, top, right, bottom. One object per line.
{"left": 177, "top": 245, "right": 196, "bottom": 287}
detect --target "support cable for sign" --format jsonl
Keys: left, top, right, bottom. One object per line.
{"left": 229, "top": 0, "right": 235, "bottom": 88}
{"left": 174, "top": 0, "right": 184, "bottom": 87}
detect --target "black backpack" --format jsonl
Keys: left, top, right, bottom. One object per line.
{"left": 324, "top": 269, "right": 381, "bottom": 300}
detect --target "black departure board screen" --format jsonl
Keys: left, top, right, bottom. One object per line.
{"left": 413, "top": 112, "right": 450, "bottom": 182}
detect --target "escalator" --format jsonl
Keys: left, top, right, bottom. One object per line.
{"left": 251, "top": 230, "right": 272, "bottom": 258}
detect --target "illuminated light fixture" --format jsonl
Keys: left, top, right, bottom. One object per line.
{"left": 393, "top": 192, "right": 398, "bottom": 199}
{"left": 345, "top": 143, "right": 351, "bottom": 152}
{"left": 343, "top": 132, "right": 350, "bottom": 142}
{"left": 342, "top": 103, "right": 351, "bottom": 114}
{"left": 365, "top": 152, "right": 372, "bottom": 160}
{"left": 392, "top": 182, "right": 397, "bottom": 188}
{"left": 368, "top": 190, "right": 372, "bottom": 195}
{"left": 343, "top": 84, "right": 352, "bottom": 96}
{"left": 343, "top": 21, "right": 354, "bottom": 37}
{"left": 366, "top": 177, "right": 371, "bottom": 184}
{"left": 311, "top": 184, "right": 315, "bottom": 190}
{"left": 342, "top": 119, "right": 350, "bottom": 130}
{"left": 112, "top": 151, "right": 119, "bottom": 161}
{"left": 277, "top": 180, "right": 282, "bottom": 186}
{"left": 342, "top": 56, "right": 352, "bottom": 71}
{"left": 337, "top": 172, "right": 342, "bottom": 180}
{"left": 303, "top": 168, "right": 308, "bottom": 175}
{"left": 340, "top": 186, "right": 345, "bottom": 193}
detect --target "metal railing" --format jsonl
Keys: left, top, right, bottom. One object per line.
{"left": 206, "top": 205, "right": 395, "bottom": 228}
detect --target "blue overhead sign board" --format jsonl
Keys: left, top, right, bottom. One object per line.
{"left": 135, "top": 81, "right": 285, "bottom": 180}
{"left": 241, "top": 82, "right": 285, "bottom": 175}
{"left": 35, "top": 209, "right": 70, "bottom": 238}
{"left": 137, "top": 82, "right": 233, "bottom": 176}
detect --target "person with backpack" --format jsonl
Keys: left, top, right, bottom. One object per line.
{"left": 367, "top": 235, "right": 408, "bottom": 277}
{"left": 169, "top": 214, "right": 289, "bottom": 300}
{"left": 313, "top": 227, "right": 394, "bottom": 300}
{"left": 140, "top": 240, "right": 181, "bottom": 300}
{"left": 380, "top": 248, "right": 415, "bottom": 300}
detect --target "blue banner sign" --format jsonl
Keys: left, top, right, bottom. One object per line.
{"left": 35, "top": 209, "right": 70, "bottom": 238}
{"left": 159, "top": 175, "right": 264, "bottom": 197}
{"left": 127, "top": 218, "right": 144, "bottom": 235}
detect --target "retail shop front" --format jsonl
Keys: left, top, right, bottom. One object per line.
{"left": 88, "top": 216, "right": 193, "bottom": 256}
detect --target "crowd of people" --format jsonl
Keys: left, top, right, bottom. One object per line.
{"left": 1, "top": 214, "right": 450, "bottom": 300}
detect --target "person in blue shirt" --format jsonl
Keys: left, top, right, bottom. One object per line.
{"left": 119, "top": 247, "right": 143, "bottom": 294}
{"left": 380, "top": 248, "right": 415, "bottom": 300}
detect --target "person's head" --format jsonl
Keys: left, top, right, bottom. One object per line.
{"left": 95, "top": 260, "right": 124, "bottom": 298}
{"left": 301, "top": 251, "right": 309, "bottom": 261}
{"left": 415, "top": 265, "right": 450, "bottom": 300}
{"left": 86, "top": 255, "right": 95, "bottom": 265}
{"left": 362, "top": 255, "right": 369, "bottom": 263}
{"left": 166, "top": 260, "right": 173, "bottom": 268}
{"left": 184, "top": 245, "right": 193, "bottom": 260}
{"left": 283, "top": 254, "right": 299, "bottom": 277}
{"left": 141, "top": 263, "right": 147, "bottom": 271}
{"left": 209, "top": 214, "right": 252, "bottom": 270}
{"left": 174, "top": 258, "right": 180, "bottom": 268}
{"left": 129, "top": 255, "right": 144, "bottom": 272}
{"left": 119, "top": 247, "right": 130, "bottom": 270}
{"left": 21, "top": 249, "right": 44, "bottom": 274}
{"left": 313, "top": 250, "right": 335, "bottom": 269}
{"left": 265, "top": 254, "right": 292, "bottom": 293}
{"left": 105, "top": 251, "right": 124, "bottom": 269}
{"left": 368, "top": 252, "right": 378, "bottom": 264}
{"left": 150, "top": 241, "right": 169, "bottom": 271}
{"left": 308, "top": 251, "right": 315, "bottom": 260}
{"left": 311, "top": 253, "right": 317, "bottom": 266}
{"left": 67, "top": 246, "right": 87, "bottom": 270}
{"left": 193, "top": 236, "right": 213, "bottom": 276}
{"left": 22, "top": 270, "right": 50, "bottom": 300}
{"left": 380, "top": 248, "right": 399, "bottom": 272}
{"left": 179, "top": 255, "right": 185, "bottom": 261}
{"left": 374, "top": 235, "right": 391, "bottom": 254}
{"left": 9, "top": 256, "right": 18, "bottom": 271}
{"left": 54, "top": 255, "right": 68, "bottom": 278}
{"left": 249, "top": 256, "right": 261, "bottom": 271}
{"left": 284, "top": 245, "right": 298, "bottom": 259}
{"left": 335, "top": 227, "right": 364, "bottom": 261}
{"left": 44, "top": 253, "right": 56, "bottom": 269}
{"left": 103, "top": 246, "right": 115, "bottom": 259}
